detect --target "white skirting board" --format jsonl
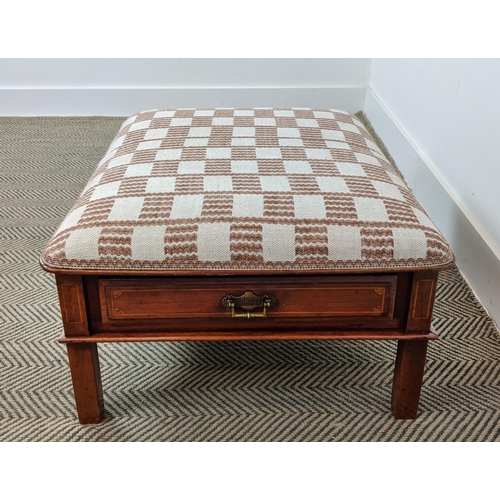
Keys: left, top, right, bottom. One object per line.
{"left": 364, "top": 87, "right": 500, "bottom": 328}
{"left": 0, "top": 87, "right": 365, "bottom": 116}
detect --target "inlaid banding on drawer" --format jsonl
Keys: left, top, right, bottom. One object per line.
{"left": 98, "top": 275, "right": 398, "bottom": 323}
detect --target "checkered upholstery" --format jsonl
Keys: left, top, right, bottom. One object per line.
{"left": 41, "top": 108, "right": 454, "bottom": 273}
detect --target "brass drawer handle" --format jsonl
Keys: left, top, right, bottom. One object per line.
{"left": 222, "top": 291, "right": 277, "bottom": 319}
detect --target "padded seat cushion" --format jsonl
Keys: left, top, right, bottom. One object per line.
{"left": 41, "top": 108, "right": 454, "bottom": 273}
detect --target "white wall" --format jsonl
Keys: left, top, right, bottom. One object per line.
{"left": 0, "top": 58, "right": 370, "bottom": 115}
{"left": 2, "top": 57, "right": 498, "bottom": 324}
{"left": 366, "top": 58, "right": 500, "bottom": 326}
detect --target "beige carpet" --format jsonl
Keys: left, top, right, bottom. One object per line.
{"left": 1, "top": 114, "right": 500, "bottom": 441}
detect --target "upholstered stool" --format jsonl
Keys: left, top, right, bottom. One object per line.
{"left": 41, "top": 108, "right": 454, "bottom": 424}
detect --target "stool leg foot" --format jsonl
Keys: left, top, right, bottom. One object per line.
{"left": 67, "top": 343, "right": 104, "bottom": 424}
{"left": 391, "top": 339, "right": 428, "bottom": 419}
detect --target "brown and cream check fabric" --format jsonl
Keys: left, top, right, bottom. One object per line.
{"left": 41, "top": 108, "right": 454, "bottom": 273}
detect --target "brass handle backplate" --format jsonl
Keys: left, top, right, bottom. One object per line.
{"left": 222, "top": 291, "right": 277, "bottom": 319}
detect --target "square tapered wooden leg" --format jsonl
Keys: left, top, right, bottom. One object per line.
{"left": 67, "top": 343, "right": 104, "bottom": 424}
{"left": 391, "top": 339, "right": 428, "bottom": 419}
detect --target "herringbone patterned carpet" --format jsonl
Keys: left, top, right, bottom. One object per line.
{"left": 1, "top": 115, "right": 500, "bottom": 441}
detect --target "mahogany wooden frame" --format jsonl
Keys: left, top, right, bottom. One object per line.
{"left": 45, "top": 265, "right": 445, "bottom": 425}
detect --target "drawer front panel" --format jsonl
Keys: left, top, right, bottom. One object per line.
{"left": 96, "top": 275, "right": 403, "bottom": 332}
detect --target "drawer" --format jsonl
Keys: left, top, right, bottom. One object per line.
{"left": 94, "top": 274, "right": 408, "bottom": 333}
